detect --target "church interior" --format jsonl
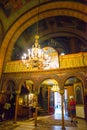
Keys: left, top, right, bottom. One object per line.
{"left": 0, "top": 0, "right": 87, "bottom": 130}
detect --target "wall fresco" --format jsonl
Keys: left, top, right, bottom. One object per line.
{"left": 0, "top": 0, "right": 31, "bottom": 17}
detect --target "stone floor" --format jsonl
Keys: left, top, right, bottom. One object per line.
{"left": 0, "top": 114, "right": 87, "bottom": 130}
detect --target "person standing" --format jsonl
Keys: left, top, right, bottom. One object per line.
{"left": 31, "top": 96, "right": 37, "bottom": 119}
{"left": 69, "top": 97, "right": 76, "bottom": 117}
{"left": 69, "top": 97, "right": 78, "bottom": 126}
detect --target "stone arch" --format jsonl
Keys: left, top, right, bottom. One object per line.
{"left": 62, "top": 72, "right": 86, "bottom": 90}
{"left": 38, "top": 78, "right": 59, "bottom": 110}
{"left": 62, "top": 73, "right": 86, "bottom": 119}
{"left": 35, "top": 74, "right": 62, "bottom": 93}
{"left": 18, "top": 78, "right": 35, "bottom": 93}
{"left": 1, "top": 78, "right": 17, "bottom": 92}
{"left": 1, "top": 79, "right": 17, "bottom": 107}
{"left": 4, "top": 5, "right": 87, "bottom": 63}
{"left": 0, "top": 1, "right": 87, "bottom": 77}
{"left": 0, "top": 19, "right": 4, "bottom": 41}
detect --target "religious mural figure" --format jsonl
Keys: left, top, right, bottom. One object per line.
{"left": 75, "top": 86, "right": 83, "bottom": 105}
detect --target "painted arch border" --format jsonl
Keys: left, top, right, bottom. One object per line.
{"left": 62, "top": 72, "right": 86, "bottom": 90}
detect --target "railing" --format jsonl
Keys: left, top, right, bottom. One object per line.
{"left": 3, "top": 52, "right": 87, "bottom": 73}
{"left": 59, "top": 52, "right": 87, "bottom": 68}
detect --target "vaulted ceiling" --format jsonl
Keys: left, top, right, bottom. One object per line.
{"left": 12, "top": 15, "right": 87, "bottom": 61}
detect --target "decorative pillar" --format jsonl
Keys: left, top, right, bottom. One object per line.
{"left": 0, "top": 90, "right": 4, "bottom": 102}
{"left": 59, "top": 89, "right": 66, "bottom": 130}
{"left": 34, "top": 93, "right": 38, "bottom": 126}
{"left": 14, "top": 91, "right": 20, "bottom": 123}
{"left": 48, "top": 87, "right": 50, "bottom": 114}
{"left": 35, "top": 104, "right": 37, "bottom": 126}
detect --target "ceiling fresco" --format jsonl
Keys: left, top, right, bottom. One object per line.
{"left": 0, "top": 0, "right": 86, "bottom": 18}
{"left": 0, "top": 0, "right": 32, "bottom": 17}
{"left": 11, "top": 16, "right": 87, "bottom": 61}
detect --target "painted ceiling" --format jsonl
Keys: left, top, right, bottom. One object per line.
{"left": 0, "top": 0, "right": 86, "bottom": 17}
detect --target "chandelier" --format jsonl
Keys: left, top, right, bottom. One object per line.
{"left": 21, "top": 1, "right": 51, "bottom": 69}
{"left": 51, "top": 84, "right": 59, "bottom": 92}
{"left": 22, "top": 35, "right": 51, "bottom": 68}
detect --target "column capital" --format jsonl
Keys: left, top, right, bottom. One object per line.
{"left": 15, "top": 90, "right": 20, "bottom": 94}
{"left": 59, "top": 89, "right": 64, "bottom": 95}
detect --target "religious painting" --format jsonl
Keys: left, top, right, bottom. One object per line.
{"left": 74, "top": 83, "right": 83, "bottom": 105}
{"left": 43, "top": 47, "right": 59, "bottom": 69}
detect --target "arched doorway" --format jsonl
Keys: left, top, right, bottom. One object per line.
{"left": 18, "top": 80, "right": 33, "bottom": 119}
{"left": 64, "top": 76, "right": 85, "bottom": 119}
{"left": 3, "top": 80, "right": 16, "bottom": 119}
{"left": 38, "top": 78, "right": 62, "bottom": 116}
